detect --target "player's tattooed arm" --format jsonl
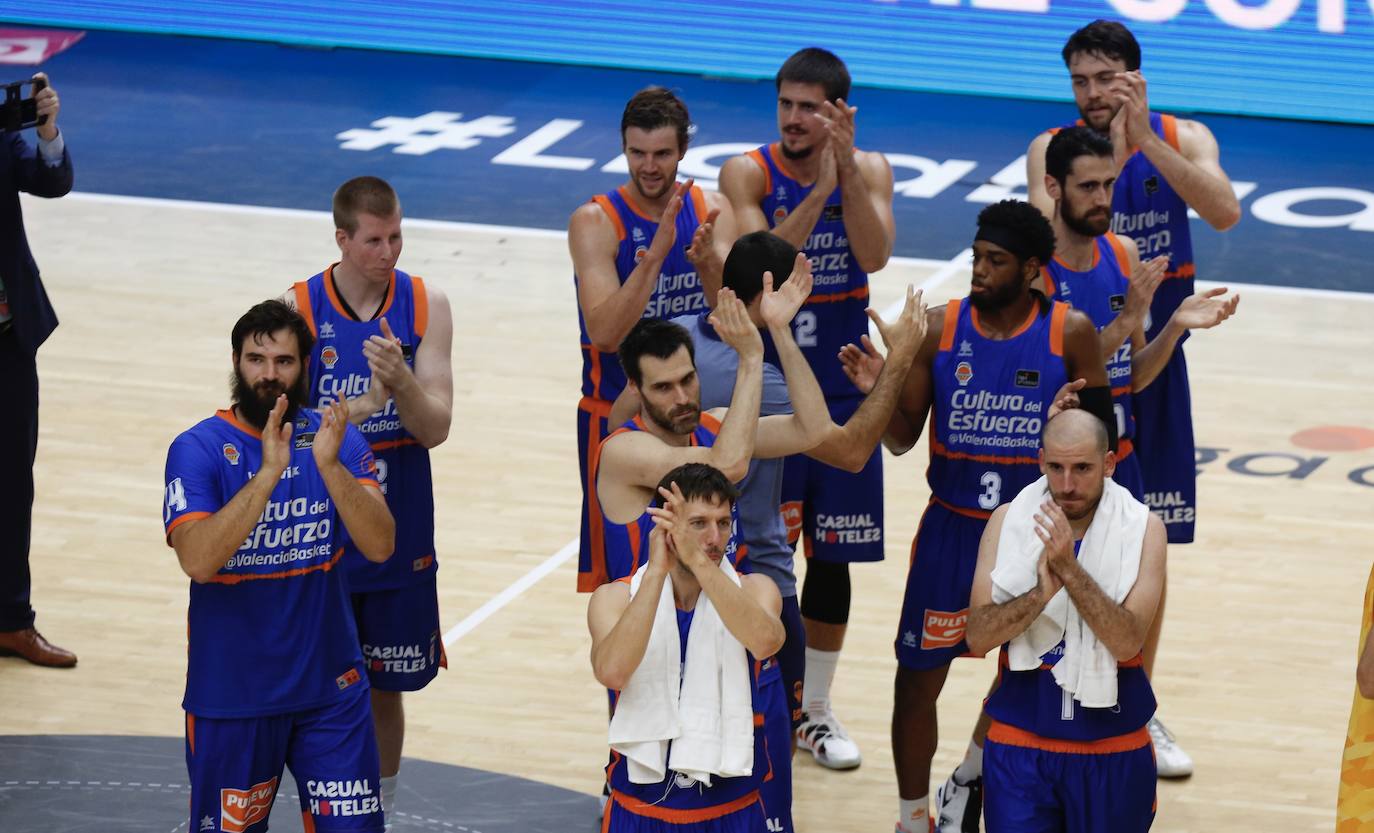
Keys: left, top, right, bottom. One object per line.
{"left": 966, "top": 505, "right": 1056, "bottom": 657}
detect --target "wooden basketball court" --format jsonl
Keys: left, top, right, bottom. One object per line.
{"left": 0, "top": 191, "right": 1369, "bottom": 832}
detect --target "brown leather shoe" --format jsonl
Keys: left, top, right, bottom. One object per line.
{"left": 0, "top": 628, "right": 77, "bottom": 668}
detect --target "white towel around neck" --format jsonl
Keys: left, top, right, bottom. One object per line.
{"left": 990, "top": 475, "right": 1149, "bottom": 708}
{"left": 607, "top": 560, "right": 754, "bottom": 786}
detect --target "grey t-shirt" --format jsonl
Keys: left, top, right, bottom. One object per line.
{"left": 675, "top": 312, "right": 797, "bottom": 597}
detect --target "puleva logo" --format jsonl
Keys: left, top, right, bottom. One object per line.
{"left": 220, "top": 777, "right": 278, "bottom": 833}
{"left": 921, "top": 608, "right": 968, "bottom": 650}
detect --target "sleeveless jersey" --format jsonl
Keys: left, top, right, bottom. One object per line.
{"left": 588, "top": 411, "right": 744, "bottom": 584}
{"left": 929, "top": 298, "right": 1069, "bottom": 514}
{"left": 294, "top": 266, "right": 436, "bottom": 591}
{"left": 1053, "top": 113, "right": 1195, "bottom": 342}
{"left": 607, "top": 606, "right": 771, "bottom": 816}
{"left": 577, "top": 184, "right": 710, "bottom": 403}
{"left": 1339, "top": 562, "right": 1374, "bottom": 828}
{"left": 984, "top": 541, "right": 1156, "bottom": 742}
{"left": 163, "top": 408, "right": 378, "bottom": 717}
{"left": 1042, "top": 234, "right": 1136, "bottom": 446}
{"left": 747, "top": 143, "right": 868, "bottom": 399}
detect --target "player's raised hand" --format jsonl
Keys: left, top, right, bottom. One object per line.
{"left": 363, "top": 316, "right": 408, "bottom": 388}
{"left": 312, "top": 400, "right": 349, "bottom": 468}
{"left": 1035, "top": 499, "right": 1076, "bottom": 580}
{"left": 1124, "top": 256, "right": 1167, "bottom": 327}
{"left": 816, "top": 139, "right": 839, "bottom": 196}
{"left": 1170, "top": 286, "right": 1239, "bottom": 331}
{"left": 260, "top": 394, "right": 293, "bottom": 478}
{"left": 1109, "top": 70, "right": 1152, "bottom": 151}
{"left": 647, "top": 180, "right": 690, "bottom": 260}
{"left": 31, "top": 73, "right": 58, "bottom": 141}
{"left": 817, "top": 98, "right": 858, "bottom": 174}
{"left": 759, "top": 252, "right": 814, "bottom": 329}
{"left": 1046, "top": 378, "right": 1087, "bottom": 420}
{"left": 869, "top": 285, "right": 927, "bottom": 361}
{"left": 645, "top": 494, "right": 680, "bottom": 578}
{"left": 838, "top": 335, "right": 883, "bottom": 395}
{"left": 710, "top": 287, "right": 763, "bottom": 360}
{"left": 655, "top": 481, "right": 711, "bottom": 574}
{"left": 685, "top": 207, "right": 720, "bottom": 267}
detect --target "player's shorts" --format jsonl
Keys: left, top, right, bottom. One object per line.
{"left": 895, "top": 500, "right": 989, "bottom": 671}
{"left": 352, "top": 576, "right": 446, "bottom": 692}
{"left": 781, "top": 396, "right": 884, "bottom": 564}
{"left": 1113, "top": 440, "right": 1146, "bottom": 503}
{"left": 984, "top": 726, "right": 1157, "bottom": 833}
{"left": 578, "top": 396, "right": 615, "bottom": 592}
{"left": 757, "top": 656, "right": 794, "bottom": 833}
{"left": 185, "top": 682, "right": 383, "bottom": 833}
{"left": 775, "top": 595, "right": 806, "bottom": 729}
{"left": 1132, "top": 348, "right": 1195, "bottom": 544}
{"left": 604, "top": 791, "right": 767, "bottom": 833}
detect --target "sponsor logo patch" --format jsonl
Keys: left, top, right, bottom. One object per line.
{"left": 633, "top": 245, "right": 648, "bottom": 264}
{"left": 318, "top": 322, "right": 335, "bottom": 339}
{"left": 294, "top": 431, "right": 316, "bottom": 450}
{"left": 222, "top": 444, "right": 240, "bottom": 466}
{"left": 220, "top": 777, "right": 278, "bottom": 833}
{"left": 822, "top": 204, "right": 844, "bottom": 223}
{"left": 1144, "top": 175, "right": 1160, "bottom": 196}
{"left": 336, "top": 667, "right": 362, "bottom": 690}
{"left": 921, "top": 608, "right": 968, "bottom": 650}
{"left": 955, "top": 361, "right": 973, "bottom": 386}
{"left": 957, "top": 339, "right": 973, "bottom": 357}
{"left": 772, "top": 206, "right": 788, "bottom": 225}
{"left": 1014, "top": 369, "right": 1040, "bottom": 388}
{"left": 412, "top": 554, "right": 434, "bottom": 571}
{"left": 1109, "top": 293, "right": 1126, "bottom": 313}
{"left": 321, "top": 345, "right": 339, "bottom": 369}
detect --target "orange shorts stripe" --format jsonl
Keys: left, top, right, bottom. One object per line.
{"left": 609, "top": 788, "right": 760, "bottom": 823}
{"left": 988, "top": 720, "right": 1151, "bottom": 755}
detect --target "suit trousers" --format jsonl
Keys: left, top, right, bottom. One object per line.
{"left": 0, "top": 327, "right": 38, "bottom": 630}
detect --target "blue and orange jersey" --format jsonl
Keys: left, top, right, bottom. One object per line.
{"left": 586, "top": 411, "right": 744, "bottom": 588}
{"left": 163, "top": 407, "right": 377, "bottom": 718}
{"left": 929, "top": 298, "right": 1069, "bottom": 515}
{"left": 1053, "top": 113, "right": 1196, "bottom": 341}
{"left": 747, "top": 143, "right": 869, "bottom": 399}
{"left": 984, "top": 544, "right": 1156, "bottom": 745}
{"left": 293, "top": 266, "right": 436, "bottom": 591}
{"left": 1042, "top": 234, "right": 1137, "bottom": 448}
{"left": 606, "top": 605, "right": 775, "bottom": 819}
{"left": 576, "top": 184, "right": 710, "bottom": 403}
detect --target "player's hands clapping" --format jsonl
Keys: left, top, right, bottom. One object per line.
{"left": 838, "top": 336, "right": 883, "bottom": 395}
{"left": 1108, "top": 71, "right": 1152, "bottom": 158}
{"left": 311, "top": 400, "right": 349, "bottom": 469}
{"left": 710, "top": 287, "right": 763, "bottom": 361}
{"left": 1170, "top": 286, "right": 1239, "bottom": 331}
{"left": 816, "top": 99, "right": 858, "bottom": 178}
{"left": 1124, "top": 257, "right": 1167, "bottom": 328}
{"left": 685, "top": 206, "right": 721, "bottom": 269}
{"left": 363, "top": 317, "right": 410, "bottom": 390}
{"left": 759, "top": 252, "right": 814, "bottom": 331}
{"left": 647, "top": 180, "right": 690, "bottom": 261}
{"left": 648, "top": 482, "right": 710, "bottom": 574}
{"left": 871, "top": 285, "right": 928, "bottom": 361}
{"left": 259, "top": 394, "right": 293, "bottom": 479}
{"left": 1033, "top": 499, "right": 1074, "bottom": 595}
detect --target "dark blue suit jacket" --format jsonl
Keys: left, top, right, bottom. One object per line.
{"left": 1, "top": 131, "right": 73, "bottom": 354}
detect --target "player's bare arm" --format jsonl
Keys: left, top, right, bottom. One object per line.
{"left": 587, "top": 522, "right": 674, "bottom": 690}
{"left": 1044, "top": 502, "right": 1167, "bottom": 661}
{"left": 1110, "top": 72, "right": 1240, "bottom": 230}
{"left": 965, "top": 505, "right": 1057, "bottom": 657}
{"left": 170, "top": 395, "right": 295, "bottom": 583}
{"left": 363, "top": 283, "right": 454, "bottom": 447}
{"left": 841, "top": 306, "right": 942, "bottom": 456}
{"left": 313, "top": 401, "right": 395, "bottom": 562}
{"left": 819, "top": 99, "right": 895, "bottom": 273}
{"left": 719, "top": 150, "right": 832, "bottom": 249}
{"left": 1026, "top": 131, "right": 1056, "bottom": 220}
{"left": 1062, "top": 309, "right": 1110, "bottom": 390}
{"left": 571, "top": 181, "right": 687, "bottom": 351}
{"left": 807, "top": 285, "right": 928, "bottom": 472}
{"left": 750, "top": 254, "right": 834, "bottom": 458}
{"left": 1130, "top": 286, "right": 1239, "bottom": 392}
{"left": 1095, "top": 240, "right": 1163, "bottom": 360}
{"left": 684, "top": 189, "right": 737, "bottom": 306}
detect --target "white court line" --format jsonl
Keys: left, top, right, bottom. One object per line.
{"left": 442, "top": 539, "right": 580, "bottom": 646}
{"left": 871, "top": 246, "right": 973, "bottom": 333}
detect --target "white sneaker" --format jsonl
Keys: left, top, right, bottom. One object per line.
{"left": 934, "top": 771, "right": 983, "bottom": 833}
{"left": 1148, "top": 716, "right": 1194, "bottom": 778}
{"left": 795, "top": 709, "right": 862, "bottom": 769}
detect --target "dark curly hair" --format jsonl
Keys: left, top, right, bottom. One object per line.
{"left": 652, "top": 462, "right": 739, "bottom": 509}
{"left": 621, "top": 87, "right": 692, "bottom": 153}
{"left": 1045, "top": 126, "right": 1114, "bottom": 186}
{"left": 776, "top": 47, "right": 851, "bottom": 103}
{"left": 618, "top": 318, "right": 695, "bottom": 387}
{"left": 976, "top": 200, "right": 1057, "bottom": 267}
{"left": 1062, "top": 20, "right": 1141, "bottom": 72}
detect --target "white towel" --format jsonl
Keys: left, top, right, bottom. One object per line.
{"left": 607, "top": 561, "right": 754, "bottom": 786}
{"left": 990, "top": 475, "right": 1149, "bottom": 708}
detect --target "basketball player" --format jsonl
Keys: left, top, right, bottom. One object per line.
{"left": 589, "top": 465, "right": 785, "bottom": 832}
{"left": 965, "top": 409, "right": 1166, "bottom": 833}
{"left": 164, "top": 300, "right": 394, "bottom": 833}
{"left": 285, "top": 176, "right": 454, "bottom": 825}
{"left": 842, "top": 201, "right": 1109, "bottom": 833}
{"left": 571, "top": 86, "right": 736, "bottom": 594}
{"left": 719, "top": 46, "right": 896, "bottom": 769}
{"left": 1027, "top": 21, "right": 1241, "bottom": 775}
{"left": 1040, "top": 126, "right": 1239, "bottom": 501}
{"left": 1338, "top": 560, "right": 1374, "bottom": 829}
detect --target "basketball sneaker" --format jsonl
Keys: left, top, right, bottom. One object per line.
{"left": 1149, "top": 716, "right": 1194, "bottom": 778}
{"left": 934, "top": 770, "right": 982, "bottom": 833}
{"left": 795, "top": 708, "right": 862, "bottom": 769}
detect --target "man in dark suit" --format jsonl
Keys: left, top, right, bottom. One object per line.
{"left": 0, "top": 72, "right": 77, "bottom": 667}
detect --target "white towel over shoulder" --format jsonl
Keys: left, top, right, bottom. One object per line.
{"left": 989, "top": 475, "right": 1149, "bottom": 708}
{"left": 607, "top": 561, "right": 754, "bottom": 786}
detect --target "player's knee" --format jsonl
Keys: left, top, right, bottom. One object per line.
{"left": 799, "top": 560, "right": 851, "bottom": 625}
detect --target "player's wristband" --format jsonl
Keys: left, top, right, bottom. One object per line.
{"left": 1077, "top": 385, "right": 1118, "bottom": 453}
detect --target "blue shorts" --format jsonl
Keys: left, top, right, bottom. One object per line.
{"left": 984, "top": 735, "right": 1157, "bottom": 833}
{"left": 781, "top": 397, "right": 884, "bottom": 564}
{"left": 1132, "top": 349, "right": 1195, "bottom": 544}
{"left": 604, "top": 793, "right": 767, "bottom": 832}
{"left": 757, "top": 657, "right": 794, "bottom": 833}
{"left": 578, "top": 396, "right": 615, "bottom": 592}
{"left": 895, "top": 501, "right": 988, "bottom": 670}
{"left": 1113, "top": 444, "right": 1145, "bottom": 502}
{"left": 775, "top": 595, "right": 806, "bottom": 729}
{"left": 352, "top": 576, "right": 446, "bottom": 692}
{"left": 185, "top": 683, "right": 383, "bottom": 833}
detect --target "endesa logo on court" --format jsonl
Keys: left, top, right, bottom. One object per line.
{"left": 220, "top": 777, "right": 277, "bottom": 833}
{"left": 922, "top": 608, "right": 968, "bottom": 650}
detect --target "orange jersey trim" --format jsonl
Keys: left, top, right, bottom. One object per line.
{"left": 1160, "top": 114, "right": 1180, "bottom": 152}
{"left": 766, "top": 142, "right": 802, "bottom": 183}
{"left": 293, "top": 281, "right": 316, "bottom": 337}
{"left": 988, "top": 720, "right": 1151, "bottom": 755}
{"left": 1052, "top": 246, "right": 1099, "bottom": 273}
{"left": 581, "top": 398, "right": 621, "bottom": 592}
{"left": 805, "top": 285, "right": 869, "bottom": 305}
{"left": 216, "top": 408, "right": 262, "bottom": 439}
{"left": 746, "top": 148, "right": 771, "bottom": 194}
{"left": 972, "top": 303, "right": 1039, "bottom": 341}
{"left": 1164, "top": 262, "right": 1195, "bottom": 281}
{"left": 1111, "top": 384, "right": 1133, "bottom": 398}
{"left": 609, "top": 788, "right": 760, "bottom": 823}
{"left": 1049, "top": 301, "right": 1068, "bottom": 357}
{"left": 1104, "top": 233, "right": 1132, "bottom": 273}
{"left": 355, "top": 477, "right": 380, "bottom": 491}
{"left": 1038, "top": 265, "right": 1058, "bottom": 298}
{"left": 591, "top": 194, "right": 626, "bottom": 242}
{"left": 617, "top": 185, "right": 660, "bottom": 224}
{"left": 930, "top": 437, "right": 1039, "bottom": 467}
{"left": 688, "top": 185, "right": 708, "bottom": 223}
{"left": 322, "top": 264, "right": 397, "bottom": 321}
{"left": 698, "top": 410, "right": 723, "bottom": 435}
{"left": 301, "top": 810, "right": 317, "bottom": 833}
{"left": 166, "top": 511, "right": 211, "bottom": 545}
{"left": 186, "top": 713, "right": 196, "bottom": 756}
{"left": 938, "top": 299, "right": 960, "bottom": 352}
{"left": 1115, "top": 437, "right": 1135, "bottom": 460}
{"left": 411, "top": 275, "right": 429, "bottom": 339}
{"left": 204, "top": 547, "right": 346, "bottom": 585}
